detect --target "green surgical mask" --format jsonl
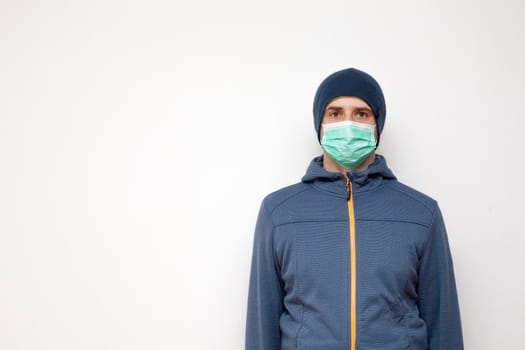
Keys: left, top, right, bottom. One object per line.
{"left": 321, "top": 120, "right": 377, "bottom": 169}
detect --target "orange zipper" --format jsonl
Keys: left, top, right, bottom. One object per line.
{"left": 343, "top": 173, "right": 356, "bottom": 350}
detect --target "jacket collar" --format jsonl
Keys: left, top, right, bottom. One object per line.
{"left": 301, "top": 154, "right": 396, "bottom": 197}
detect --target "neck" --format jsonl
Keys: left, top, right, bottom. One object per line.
{"left": 322, "top": 151, "right": 376, "bottom": 174}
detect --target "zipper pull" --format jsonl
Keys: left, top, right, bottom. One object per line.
{"left": 343, "top": 173, "right": 352, "bottom": 201}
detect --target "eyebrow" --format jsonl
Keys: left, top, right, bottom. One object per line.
{"left": 325, "top": 106, "right": 373, "bottom": 112}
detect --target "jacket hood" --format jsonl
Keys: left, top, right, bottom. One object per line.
{"left": 301, "top": 154, "right": 396, "bottom": 196}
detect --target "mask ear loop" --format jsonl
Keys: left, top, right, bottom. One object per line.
{"left": 368, "top": 123, "right": 378, "bottom": 151}
{"left": 372, "top": 112, "right": 380, "bottom": 148}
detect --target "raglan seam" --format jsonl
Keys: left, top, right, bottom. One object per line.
{"left": 266, "top": 186, "right": 311, "bottom": 215}
{"left": 385, "top": 183, "right": 437, "bottom": 216}
{"left": 420, "top": 203, "right": 439, "bottom": 257}
{"left": 261, "top": 200, "right": 283, "bottom": 283}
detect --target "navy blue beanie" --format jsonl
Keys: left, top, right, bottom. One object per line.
{"left": 313, "top": 68, "right": 386, "bottom": 144}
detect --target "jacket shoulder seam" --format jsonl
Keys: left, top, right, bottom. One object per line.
{"left": 385, "top": 182, "right": 437, "bottom": 215}
{"left": 421, "top": 205, "right": 440, "bottom": 253}
{"left": 265, "top": 185, "right": 311, "bottom": 215}
{"left": 260, "top": 200, "right": 284, "bottom": 282}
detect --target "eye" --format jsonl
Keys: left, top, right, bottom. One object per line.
{"left": 356, "top": 111, "right": 370, "bottom": 118}
{"left": 328, "top": 110, "right": 341, "bottom": 118}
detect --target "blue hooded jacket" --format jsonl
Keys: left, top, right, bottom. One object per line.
{"left": 245, "top": 154, "right": 463, "bottom": 350}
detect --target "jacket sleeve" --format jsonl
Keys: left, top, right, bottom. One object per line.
{"left": 417, "top": 204, "right": 464, "bottom": 350}
{"left": 245, "top": 200, "right": 284, "bottom": 350}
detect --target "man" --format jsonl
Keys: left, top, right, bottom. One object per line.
{"left": 245, "top": 68, "right": 463, "bottom": 350}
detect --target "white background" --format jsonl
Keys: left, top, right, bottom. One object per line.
{"left": 1, "top": 0, "right": 524, "bottom": 349}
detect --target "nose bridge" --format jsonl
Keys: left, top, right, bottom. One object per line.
{"left": 343, "top": 106, "right": 355, "bottom": 121}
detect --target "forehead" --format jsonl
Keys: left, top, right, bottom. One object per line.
{"left": 325, "top": 96, "right": 371, "bottom": 110}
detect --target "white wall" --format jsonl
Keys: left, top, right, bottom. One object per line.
{"left": 1, "top": 0, "right": 524, "bottom": 349}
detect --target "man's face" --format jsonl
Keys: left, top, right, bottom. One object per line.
{"left": 320, "top": 96, "right": 377, "bottom": 140}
